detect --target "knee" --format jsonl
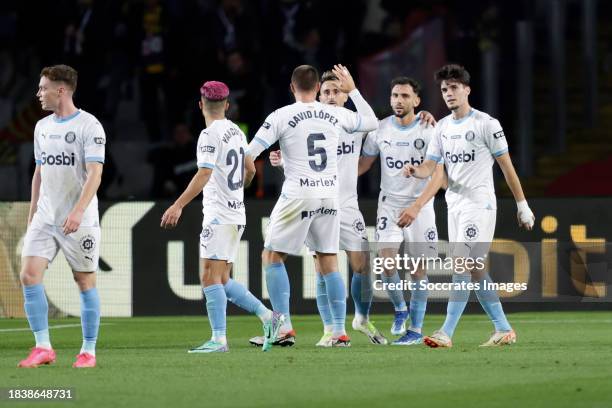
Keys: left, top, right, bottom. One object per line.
{"left": 261, "top": 250, "right": 270, "bottom": 266}
{"left": 351, "top": 253, "right": 370, "bottom": 275}
{"left": 262, "top": 250, "right": 282, "bottom": 266}
{"left": 411, "top": 267, "right": 426, "bottom": 280}
{"left": 351, "top": 262, "right": 366, "bottom": 276}
{"left": 20, "top": 266, "right": 41, "bottom": 286}
{"left": 200, "top": 264, "right": 212, "bottom": 286}
{"left": 382, "top": 267, "right": 395, "bottom": 277}
{"left": 470, "top": 268, "right": 483, "bottom": 281}
{"left": 200, "top": 274, "right": 210, "bottom": 287}
{"left": 19, "top": 271, "right": 36, "bottom": 286}
{"left": 200, "top": 260, "right": 227, "bottom": 287}
{"left": 73, "top": 273, "right": 96, "bottom": 291}
{"left": 201, "top": 272, "right": 220, "bottom": 287}
{"left": 316, "top": 253, "right": 338, "bottom": 274}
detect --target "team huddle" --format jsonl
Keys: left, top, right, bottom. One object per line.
{"left": 17, "top": 62, "right": 535, "bottom": 366}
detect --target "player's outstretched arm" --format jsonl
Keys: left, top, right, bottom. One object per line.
{"left": 244, "top": 155, "right": 257, "bottom": 188}
{"left": 27, "top": 165, "right": 42, "bottom": 226}
{"left": 495, "top": 152, "right": 535, "bottom": 230}
{"left": 161, "top": 168, "right": 212, "bottom": 229}
{"left": 63, "top": 162, "right": 103, "bottom": 235}
{"left": 358, "top": 155, "right": 377, "bottom": 176}
{"left": 398, "top": 164, "right": 446, "bottom": 228}
{"left": 332, "top": 64, "right": 378, "bottom": 132}
{"left": 403, "top": 159, "right": 437, "bottom": 179}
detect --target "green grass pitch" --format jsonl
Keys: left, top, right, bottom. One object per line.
{"left": 1, "top": 312, "right": 611, "bottom": 408}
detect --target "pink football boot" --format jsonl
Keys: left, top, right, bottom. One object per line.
{"left": 72, "top": 352, "right": 96, "bottom": 368}
{"left": 17, "top": 347, "right": 56, "bottom": 368}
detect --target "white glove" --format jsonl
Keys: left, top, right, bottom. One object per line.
{"left": 516, "top": 200, "right": 535, "bottom": 230}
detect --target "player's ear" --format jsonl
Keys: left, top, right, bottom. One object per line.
{"left": 465, "top": 86, "right": 471, "bottom": 96}
{"left": 225, "top": 100, "right": 230, "bottom": 112}
{"left": 315, "top": 83, "right": 320, "bottom": 93}
{"left": 289, "top": 83, "right": 295, "bottom": 94}
{"left": 414, "top": 95, "right": 421, "bottom": 109}
{"left": 198, "top": 100, "right": 203, "bottom": 111}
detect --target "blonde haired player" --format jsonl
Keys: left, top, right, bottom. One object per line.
{"left": 19, "top": 65, "right": 105, "bottom": 368}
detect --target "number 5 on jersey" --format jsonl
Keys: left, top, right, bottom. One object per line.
{"left": 307, "top": 133, "right": 327, "bottom": 172}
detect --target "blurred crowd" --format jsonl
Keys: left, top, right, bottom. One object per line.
{"left": 1, "top": 0, "right": 552, "bottom": 199}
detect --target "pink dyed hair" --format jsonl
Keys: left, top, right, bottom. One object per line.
{"left": 200, "top": 81, "right": 229, "bottom": 101}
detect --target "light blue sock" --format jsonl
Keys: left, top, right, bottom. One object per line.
{"left": 476, "top": 275, "right": 512, "bottom": 332}
{"left": 316, "top": 272, "right": 333, "bottom": 329}
{"left": 203, "top": 284, "right": 227, "bottom": 341}
{"left": 351, "top": 273, "right": 372, "bottom": 317}
{"left": 409, "top": 277, "right": 428, "bottom": 330}
{"left": 23, "top": 284, "right": 50, "bottom": 348}
{"left": 441, "top": 273, "right": 471, "bottom": 338}
{"left": 322, "top": 272, "right": 346, "bottom": 335}
{"left": 382, "top": 271, "right": 407, "bottom": 311}
{"left": 79, "top": 287, "right": 100, "bottom": 355}
{"left": 224, "top": 279, "right": 270, "bottom": 321}
{"left": 264, "top": 262, "right": 292, "bottom": 329}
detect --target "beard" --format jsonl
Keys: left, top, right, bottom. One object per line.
{"left": 393, "top": 108, "right": 409, "bottom": 118}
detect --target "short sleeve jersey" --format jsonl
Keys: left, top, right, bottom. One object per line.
{"left": 33, "top": 110, "right": 105, "bottom": 226}
{"left": 196, "top": 119, "right": 248, "bottom": 225}
{"left": 425, "top": 108, "right": 509, "bottom": 210}
{"left": 362, "top": 116, "right": 437, "bottom": 203}
{"left": 250, "top": 101, "right": 366, "bottom": 199}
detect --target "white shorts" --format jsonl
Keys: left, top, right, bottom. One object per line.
{"left": 264, "top": 196, "right": 340, "bottom": 255}
{"left": 306, "top": 200, "right": 369, "bottom": 255}
{"left": 448, "top": 207, "right": 496, "bottom": 259}
{"left": 200, "top": 224, "right": 245, "bottom": 263}
{"left": 375, "top": 197, "right": 438, "bottom": 258}
{"left": 22, "top": 215, "right": 100, "bottom": 272}
{"left": 339, "top": 201, "right": 369, "bottom": 252}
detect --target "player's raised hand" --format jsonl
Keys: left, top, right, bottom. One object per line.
{"left": 516, "top": 200, "right": 535, "bottom": 230}
{"left": 62, "top": 208, "right": 84, "bottom": 235}
{"left": 161, "top": 204, "right": 182, "bottom": 229}
{"left": 332, "top": 64, "right": 356, "bottom": 93}
{"left": 403, "top": 163, "right": 417, "bottom": 178}
{"left": 269, "top": 150, "right": 283, "bottom": 167}
{"left": 418, "top": 111, "right": 437, "bottom": 127}
{"left": 397, "top": 205, "right": 420, "bottom": 228}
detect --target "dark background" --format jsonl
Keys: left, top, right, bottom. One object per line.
{"left": 1, "top": 0, "right": 611, "bottom": 201}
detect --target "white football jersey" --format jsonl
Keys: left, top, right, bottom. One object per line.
{"left": 362, "top": 116, "right": 437, "bottom": 203}
{"left": 336, "top": 108, "right": 366, "bottom": 206}
{"left": 425, "top": 108, "right": 509, "bottom": 210}
{"left": 249, "top": 96, "right": 374, "bottom": 199}
{"left": 33, "top": 110, "right": 105, "bottom": 227}
{"left": 196, "top": 119, "right": 248, "bottom": 225}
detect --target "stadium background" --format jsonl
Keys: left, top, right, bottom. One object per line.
{"left": 0, "top": 0, "right": 611, "bottom": 318}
